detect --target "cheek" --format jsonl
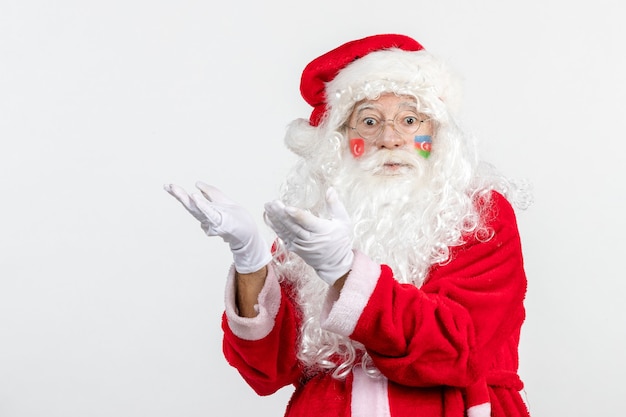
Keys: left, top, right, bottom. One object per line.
{"left": 349, "top": 138, "right": 365, "bottom": 158}
{"left": 414, "top": 135, "right": 432, "bottom": 158}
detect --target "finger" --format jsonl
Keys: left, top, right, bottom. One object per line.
{"left": 263, "top": 200, "right": 288, "bottom": 225}
{"left": 164, "top": 184, "right": 206, "bottom": 222}
{"left": 263, "top": 209, "right": 282, "bottom": 232}
{"left": 265, "top": 200, "right": 323, "bottom": 236}
{"left": 264, "top": 200, "right": 286, "bottom": 213}
{"left": 164, "top": 183, "right": 185, "bottom": 200}
{"left": 191, "top": 193, "right": 223, "bottom": 227}
{"left": 166, "top": 184, "right": 194, "bottom": 209}
{"left": 284, "top": 206, "right": 327, "bottom": 234}
{"left": 264, "top": 212, "right": 289, "bottom": 239}
{"left": 325, "top": 187, "right": 351, "bottom": 223}
{"left": 195, "top": 181, "right": 234, "bottom": 204}
{"left": 264, "top": 202, "right": 294, "bottom": 237}
{"left": 264, "top": 202, "right": 311, "bottom": 241}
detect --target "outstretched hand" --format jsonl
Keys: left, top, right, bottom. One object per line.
{"left": 164, "top": 181, "right": 272, "bottom": 274}
{"left": 264, "top": 188, "right": 354, "bottom": 285}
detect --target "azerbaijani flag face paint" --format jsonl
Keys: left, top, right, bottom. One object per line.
{"left": 349, "top": 138, "right": 365, "bottom": 158}
{"left": 414, "top": 135, "right": 432, "bottom": 158}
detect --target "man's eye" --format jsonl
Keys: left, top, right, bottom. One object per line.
{"left": 363, "top": 117, "right": 378, "bottom": 126}
{"left": 403, "top": 116, "right": 417, "bottom": 125}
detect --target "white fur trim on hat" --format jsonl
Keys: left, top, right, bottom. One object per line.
{"left": 324, "top": 49, "right": 462, "bottom": 129}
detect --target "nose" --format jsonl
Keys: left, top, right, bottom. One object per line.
{"left": 376, "top": 121, "right": 405, "bottom": 149}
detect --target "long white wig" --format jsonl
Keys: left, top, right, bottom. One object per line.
{"left": 271, "top": 48, "right": 531, "bottom": 379}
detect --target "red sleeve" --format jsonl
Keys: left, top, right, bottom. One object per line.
{"left": 350, "top": 192, "right": 527, "bottom": 387}
{"left": 222, "top": 283, "right": 303, "bottom": 396}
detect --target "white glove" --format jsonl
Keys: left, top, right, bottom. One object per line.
{"left": 264, "top": 188, "right": 354, "bottom": 285}
{"left": 164, "top": 181, "right": 272, "bottom": 274}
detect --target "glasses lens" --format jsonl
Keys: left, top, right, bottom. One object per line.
{"left": 354, "top": 111, "right": 425, "bottom": 140}
{"left": 355, "top": 116, "right": 382, "bottom": 140}
{"left": 394, "top": 111, "right": 423, "bottom": 135}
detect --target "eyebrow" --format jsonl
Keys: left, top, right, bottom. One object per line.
{"left": 353, "top": 102, "right": 376, "bottom": 113}
{"left": 354, "top": 100, "right": 417, "bottom": 115}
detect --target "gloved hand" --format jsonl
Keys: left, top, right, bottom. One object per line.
{"left": 264, "top": 188, "right": 354, "bottom": 286}
{"left": 164, "top": 181, "right": 272, "bottom": 274}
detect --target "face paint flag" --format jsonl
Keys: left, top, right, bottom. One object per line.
{"left": 349, "top": 138, "right": 365, "bottom": 158}
{"left": 414, "top": 135, "right": 432, "bottom": 158}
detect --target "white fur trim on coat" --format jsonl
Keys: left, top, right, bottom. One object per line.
{"left": 320, "top": 250, "right": 381, "bottom": 336}
{"left": 224, "top": 263, "right": 281, "bottom": 341}
{"left": 351, "top": 367, "right": 391, "bottom": 417}
{"left": 467, "top": 402, "right": 491, "bottom": 417}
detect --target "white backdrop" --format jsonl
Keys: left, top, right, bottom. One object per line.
{"left": 2, "top": 1, "right": 625, "bottom": 416}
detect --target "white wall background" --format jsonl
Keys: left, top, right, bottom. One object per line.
{"left": 1, "top": 1, "right": 624, "bottom": 416}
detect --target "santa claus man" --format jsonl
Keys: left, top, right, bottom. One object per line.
{"left": 165, "top": 34, "right": 532, "bottom": 417}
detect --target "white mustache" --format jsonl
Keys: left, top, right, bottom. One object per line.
{"left": 356, "top": 149, "right": 420, "bottom": 174}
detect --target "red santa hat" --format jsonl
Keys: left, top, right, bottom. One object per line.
{"left": 301, "top": 34, "right": 424, "bottom": 126}
{"left": 285, "top": 34, "right": 461, "bottom": 158}
{"left": 299, "top": 34, "right": 461, "bottom": 127}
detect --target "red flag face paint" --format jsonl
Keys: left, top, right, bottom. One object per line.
{"left": 349, "top": 138, "right": 365, "bottom": 157}
{"left": 414, "top": 135, "right": 432, "bottom": 158}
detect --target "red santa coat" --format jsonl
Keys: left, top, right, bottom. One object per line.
{"left": 222, "top": 192, "right": 530, "bottom": 417}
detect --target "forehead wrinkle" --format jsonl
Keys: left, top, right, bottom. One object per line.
{"left": 359, "top": 94, "right": 416, "bottom": 108}
{"left": 353, "top": 101, "right": 378, "bottom": 114}
{"left": 353, "top": 100, "right": 418, "bottom": 119}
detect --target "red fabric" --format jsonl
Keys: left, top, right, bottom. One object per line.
{"left": 300, "top": 34, "right": 424, "bottom": 126}
{"left": 221, "top": 282, "right": 302, "bottom": 396}
{"left": 222, "top": 192, "right": 530, "bottom": 417}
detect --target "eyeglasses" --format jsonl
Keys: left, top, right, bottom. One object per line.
{"left": 349, "top": 110, "right": 429, "bottom": 141}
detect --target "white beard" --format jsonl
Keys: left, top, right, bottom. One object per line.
{"left": 332, "top": 147, "right": 442, "bottom": 286}
{"left": 276, "top": 145, "right": 479, "bottom": 376}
